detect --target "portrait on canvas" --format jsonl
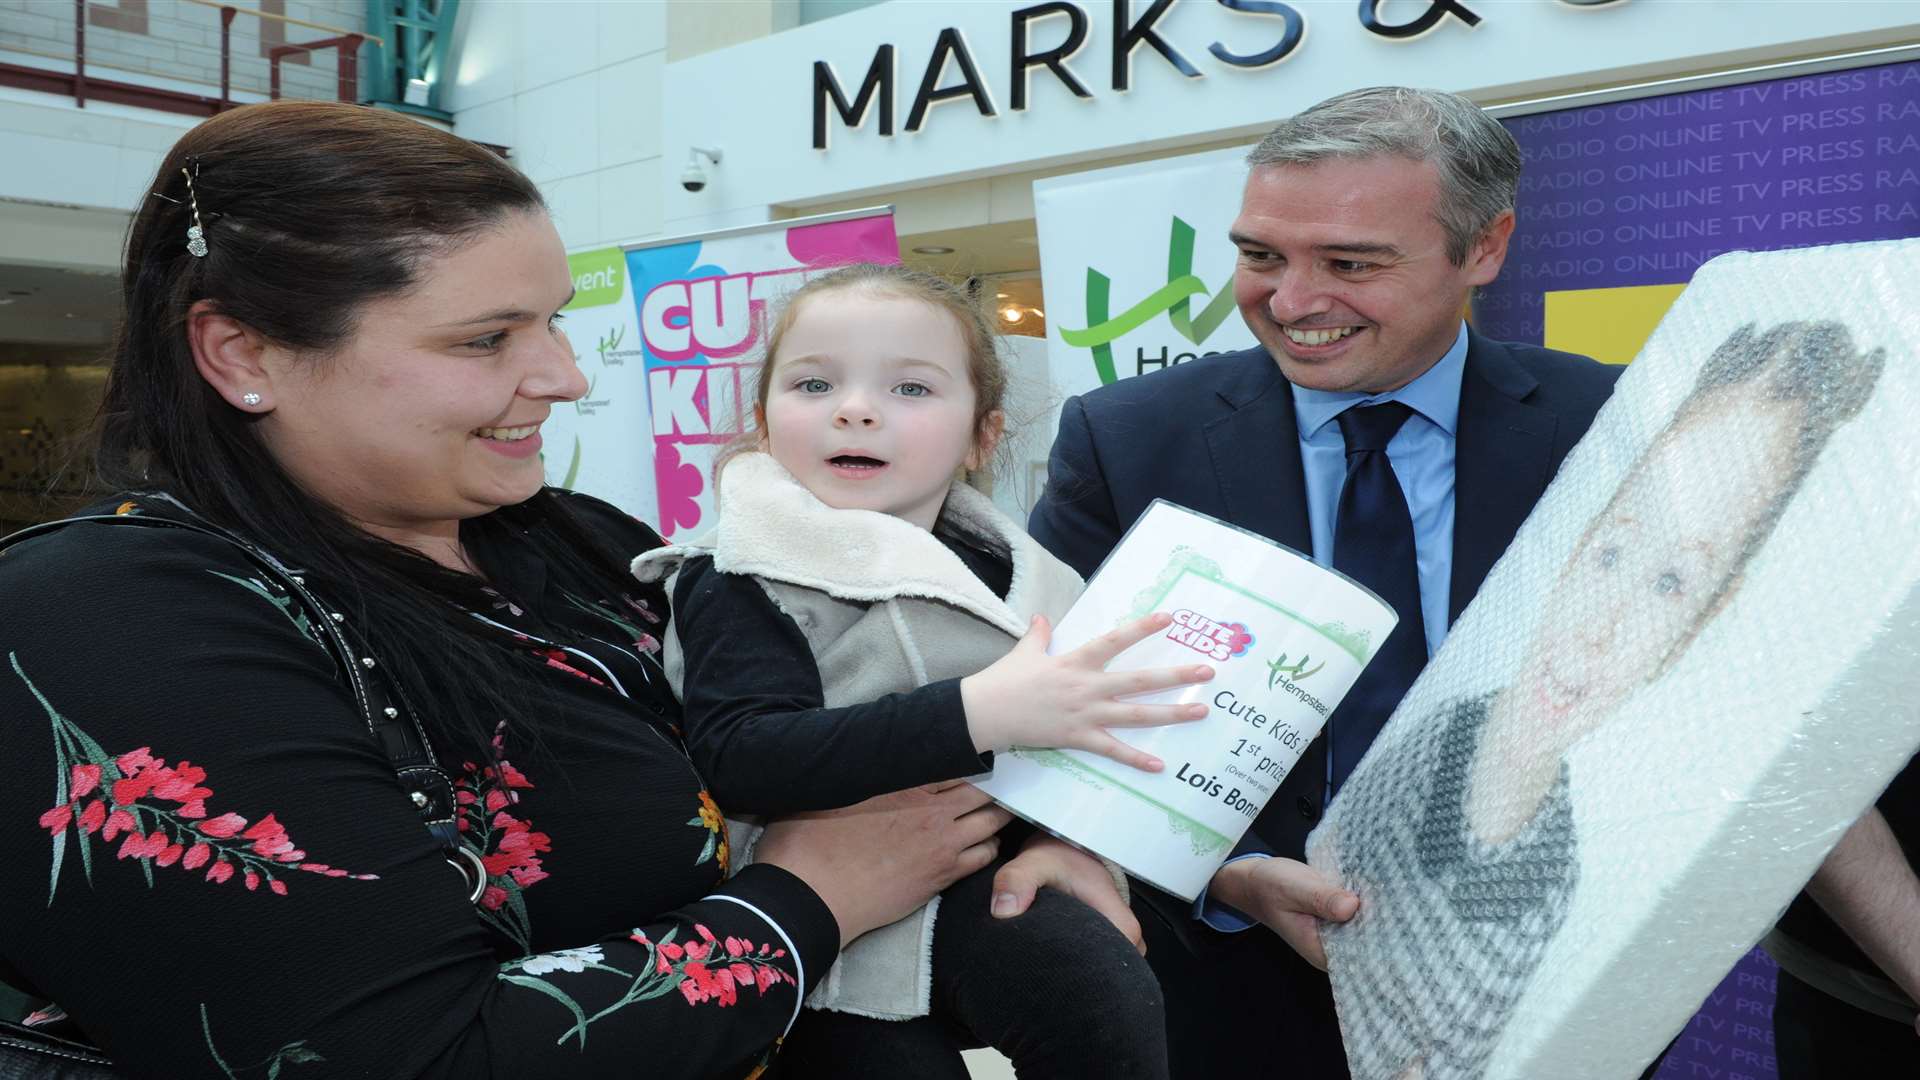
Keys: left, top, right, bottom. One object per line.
{"left": 1310, "top": 239, "right": 1918, "bottom": 1080}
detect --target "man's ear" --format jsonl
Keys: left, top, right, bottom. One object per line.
{"left": 1464, "top": 209, "right": 1516, "bottom": 288}
{"left": 185, "top": 299, "right": 278, "bottom": 413}
{"left": 967, "top": 410, "right": 1007, "bottom": 472}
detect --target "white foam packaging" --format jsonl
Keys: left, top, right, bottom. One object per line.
{"left": 1309, "top": 238, "right": 1920, "bottom": 1079}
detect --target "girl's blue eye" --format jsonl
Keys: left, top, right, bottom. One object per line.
{"left": 895, "top": 382, "right": 930, "bottom": 398}
{"left": 797, "top": 377, "right": 831, "bottom": 393}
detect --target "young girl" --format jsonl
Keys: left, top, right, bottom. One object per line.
{"left": 634, "top": 263, "right": 1209, "bottom": 1078}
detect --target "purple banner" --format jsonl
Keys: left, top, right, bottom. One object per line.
{"left": 1479, "top": 58, "right": 1920, "bottom": 346}
{"left": 1480, "top": 58, "right": 1920, "bottom": 1080}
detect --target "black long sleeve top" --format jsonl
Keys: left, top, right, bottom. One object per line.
{"left": 669, "top": 534, "right": 1006, "bottom": 816}
{"left": 0, "top": 493, "right": 838, "bottom": 1080}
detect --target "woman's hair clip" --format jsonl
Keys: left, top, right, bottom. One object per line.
{"left": 181, "top": 161, "right": 208, "bottom": 258}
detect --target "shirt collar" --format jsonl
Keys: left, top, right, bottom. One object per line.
{"left": 1291, "top": 321, "right": 1469, "bottom": 441}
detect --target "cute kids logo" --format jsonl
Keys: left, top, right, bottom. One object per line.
{"left": 1166, "top": 609, "right": 1254, "bottom": 662}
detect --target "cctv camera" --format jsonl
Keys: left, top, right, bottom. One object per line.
{"left": 680, "top": 146, "right": 723, "bottom": 194}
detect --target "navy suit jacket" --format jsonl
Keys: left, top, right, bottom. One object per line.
{"left": 1028, "top": 329, "right": 1621, "bottom": 865}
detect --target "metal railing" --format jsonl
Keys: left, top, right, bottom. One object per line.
{"left": 0, "top": 1, "right": 382, "bottom": 117}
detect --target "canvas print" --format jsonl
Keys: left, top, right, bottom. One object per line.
{"left": 1309, "top": 239, "right": 1920, "bottom": 1080}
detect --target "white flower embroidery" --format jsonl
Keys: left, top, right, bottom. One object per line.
{"left": 516, "top": 945, "right": 605, "bottom": 975}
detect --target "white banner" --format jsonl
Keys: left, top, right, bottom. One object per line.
{"left": 1035, "top": 145, "right": 1259, "bottom": 404}
{"left": 541, "top": 245, "right": 651, "bottom": 517}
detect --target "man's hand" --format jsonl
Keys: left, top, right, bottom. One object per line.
{"left": 989, "top": 833, "right": 1144, "bottom": 955}
{"left": 1208, "top": 855, "right": 1359, "bottom": 970}
{"left": 1805, "top": 806, "right": 1920, "bottom": 1036}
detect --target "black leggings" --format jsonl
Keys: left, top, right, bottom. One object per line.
{"left": 773, "top": 853, "right": 1171, "bottom": 1079}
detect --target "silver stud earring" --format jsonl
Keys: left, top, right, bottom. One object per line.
{"left": 241, "top": 392, "right": 262, "bottom": 407}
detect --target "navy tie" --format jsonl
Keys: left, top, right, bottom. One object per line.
{"left": 1327, "top": 401, "right": 1429, "bottom": 796}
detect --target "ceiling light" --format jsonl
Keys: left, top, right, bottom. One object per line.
{"left": 912, "top": 245, "right": 955, "bottom": 255}
{"left": 999, "top": 306, "right": 1022, "bottom": 323}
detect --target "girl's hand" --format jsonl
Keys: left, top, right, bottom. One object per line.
{"left": 959, "top": 612, "right": 1212, "bottom": 772}
{"left": 756, "top": 780, "right": 1012, "bottom": 945}
{"left": 989, "top": 833, "right": 1143, "bottom": 955}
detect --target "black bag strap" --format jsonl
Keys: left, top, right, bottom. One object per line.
{"left": 0, "top": 512, "right": 483, "bottom": 902}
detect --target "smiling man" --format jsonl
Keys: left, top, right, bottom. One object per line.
{"left": 1026, "top": 87, "right": 1621, "bottom": 1078}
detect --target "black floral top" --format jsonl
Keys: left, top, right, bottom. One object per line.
{"left": 0, "top": 493, "right": 837, "bottom": 1079}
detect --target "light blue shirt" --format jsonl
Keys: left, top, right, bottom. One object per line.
{"left": 1292, "top": 320, "right": 1466, "bottom": 660}
{"left": 1195, "top": 321, "right": 1469, "bottom": 932}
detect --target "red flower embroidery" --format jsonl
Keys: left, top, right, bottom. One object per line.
{"left": 457, "top": 723, "right": 551, "bottom": 953}
{"left": 36, "top": 733, "right": 377, "bottom": 897}
{"left": 101, "top": 809, "right": 135, "bottom": 841}
{"left": 627, "top": 924, "right": 797, "bottom": 1011}
{"left": 197, "top": 812, "right": 246, "bottom": 838}
{"left": 535, "top": 647, "right": 607, "bottom": 686}
{"left": 677, "top": 961, "right": 739, "bottom": 1006}
{"left": 69, "top": 764, "right": 101, "bottom": 799}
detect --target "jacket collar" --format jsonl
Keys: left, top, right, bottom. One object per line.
{"left": 633, "top": 452, "right": 1079, "bottom": 638}
{"left": 1195, "top": 333, "right": 1558, "bottom": 627}
{"left": 1203, "top": 348, "right": 1311, "bottom": 556}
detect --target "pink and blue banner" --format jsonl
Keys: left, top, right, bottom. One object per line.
{"left": 628, "top": 211, "right": 898, "bottom": 538}
{"left": 544, "top": 211, "right": 898, "bottom": 536}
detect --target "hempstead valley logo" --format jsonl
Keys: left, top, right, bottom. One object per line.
{"left": 1167, "top": 609, "right": 1254, "bottom": 662}
{"left": 1267, "top": 653, "right": 1324, "bottom": 688}
{"left": 1059, "top": 216, "right": 1237, "bottom": 385}
{"left": 595, "top": 326, "right": 625, "bottom": 365}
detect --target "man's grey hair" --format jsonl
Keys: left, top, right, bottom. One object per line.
{"left": 1247, "top": 87, "right": 1522, "bottom": 265}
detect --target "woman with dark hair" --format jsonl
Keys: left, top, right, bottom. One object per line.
{"left": 0, "top": 101, "right": 1184, "bottom": 1079}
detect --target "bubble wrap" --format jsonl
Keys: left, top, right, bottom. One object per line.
{"left": 1307, "top": 238, "right": 1920, "bottom": 1080}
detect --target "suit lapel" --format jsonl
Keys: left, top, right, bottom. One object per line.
{"left": 1449, "top": 331, "right": 1557, "bottom": 625}
{"left": 1202, "top": 352, "right": 1312, "bottom": 554}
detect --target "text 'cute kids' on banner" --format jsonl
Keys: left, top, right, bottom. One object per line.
{"left": 544, "top": 210, "right": 900, "bottom": 537}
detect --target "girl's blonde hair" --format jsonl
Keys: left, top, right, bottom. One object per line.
{"left": 731, "top": 262, "right": 1008, "bottom": 465}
